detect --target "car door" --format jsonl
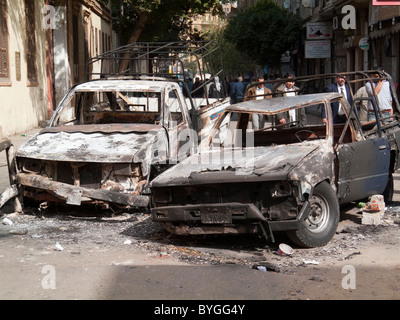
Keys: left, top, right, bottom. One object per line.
{"left": 165, "top": 88, "right": 195, "bottom": 163}
{"left": 336, "top": 108, "right": 390, "bottom": 204}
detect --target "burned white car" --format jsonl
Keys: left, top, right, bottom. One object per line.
{"left": 0, "top": 42, "right": 229, "bottom": 211}
{"left": 10, "top": 79, "right": 227, "bottom": 210}
{"left": 151, "top": 73, "right": 400, "bottom": 247}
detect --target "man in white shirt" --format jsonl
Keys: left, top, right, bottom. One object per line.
{"left": 244, "top": 77, "right": 272, "bottom": 129}
{"left": 274, "top": 75, "right": 305, "bottom": 126}
{"left": 365, "top": 69, "right": 392, "bottom": 122}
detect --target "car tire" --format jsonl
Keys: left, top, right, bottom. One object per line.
{"left": 383, "top": 172, "right": 394, "bottom": 204}
{"left": 287, "top": 181, "right": 339, "bottom": 248}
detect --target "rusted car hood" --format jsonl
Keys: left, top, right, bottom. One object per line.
{"left": 151, "top": 141, "right": 322, "bottom": 187}
{"left": 16, "top": 124, "right": 166, "bottom": 165}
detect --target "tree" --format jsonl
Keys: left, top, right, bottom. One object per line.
{"left": 99, "top": 0, "right": 231, "bottom": 72}
{"left": 102, "top": 0, "right": 231, "bottom": 44}
{"left": 203, "top": 24, "right": 257, "bottom": 81}
{"left": 224, "top": 0, "right": 302, "bottom": 69}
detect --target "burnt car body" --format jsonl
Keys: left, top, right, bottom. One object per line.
{"left": 0, "top": 41, "right": 230, "bottom": 211}
{"left": 10, "top": 79, "right": 228, "bottom": 209}
{"left": 150, "top": 71, "right": 400, "bottom": 247}
{"left": 0, "top": 138, "right": 20, "bottom": 211}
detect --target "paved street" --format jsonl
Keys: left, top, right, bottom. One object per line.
{"left": 1, "top": 128, "right": 400, "bottom": 302}
{"left": 3, "top": 0, "right": 400, "bottom": 307}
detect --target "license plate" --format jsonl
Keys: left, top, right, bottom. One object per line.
{"left": 201, "top": 211, "right": 232, "bottom": 224}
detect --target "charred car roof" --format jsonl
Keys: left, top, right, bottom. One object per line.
{"left": 227, "top": 92, "right": 342, "bottom": 114}
{"left": 71, "top": 79, "right": 180, "bottom": 92}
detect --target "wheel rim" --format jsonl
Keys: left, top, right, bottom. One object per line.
{"left": 305, "top": 193, "right": 330, "bottom": 233}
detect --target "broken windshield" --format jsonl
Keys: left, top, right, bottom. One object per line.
{"left": 52, "top": 90, "right": 164, "bottom": 127}
{"left": 207, "top": 100, "right": 356, "bottom": 149}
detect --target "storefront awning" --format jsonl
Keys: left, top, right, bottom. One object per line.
{"left": 370, "top": 23, "right": 400, "bottom": 39}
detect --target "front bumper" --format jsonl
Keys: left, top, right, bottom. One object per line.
{"left": 151, "top": 202, "right": 307, "bottom": 234}
{"left": 16, "top": 172, "right": 150, "bottom": 207}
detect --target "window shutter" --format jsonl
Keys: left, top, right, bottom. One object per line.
{"left": 25, "top": 0, "right": 38, "bottom": 84}
{"left": 0, "top": 0, "right": 9, "bottom": 80}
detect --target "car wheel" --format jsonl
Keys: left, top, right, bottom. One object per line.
{"left": 287, "top": 181, "right": 339, "bottom": 248}
{"left": 383, "top": 173, "right": 394, "bottom": 204}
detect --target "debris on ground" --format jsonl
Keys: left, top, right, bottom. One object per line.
{"left": 1, "top": 200, "right": 400, "bottom": 274}
{"left": 362, "top": 195, "right": 386, "bottom": 225}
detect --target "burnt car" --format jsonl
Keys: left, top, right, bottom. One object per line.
{"left": 0, "top": 42, "right": 230, "bottom": 211}
{"left": 150, "top": 72, "right": 400, "bottom": 247}
{"left": 9, "top": 79, "right": 227, "bottom": 210}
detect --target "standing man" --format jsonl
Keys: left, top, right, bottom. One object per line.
{"left": 365, "top": 69, "right": 392, "bottom": 122}
{"left": 322, "top": 75, "right": 353, "bottom": 124}
{"left": 244, "top": 76, "right": 272, "bottom": 101}
{"left": 274, "top": 75, "right": 305, "bottom": 126}
{"left": 230, "top": 76, "right": 246, "bottom": 104}
{"left": 244, "top": 76, "right": 272, "bottom": 129}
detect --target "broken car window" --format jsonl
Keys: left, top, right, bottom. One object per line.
{"left": 54, "top": 90, "right": 163, "bottom": 126}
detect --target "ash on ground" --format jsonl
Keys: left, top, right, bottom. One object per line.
{"left": 1, "top": 202, "right": 400, "bottom": 273}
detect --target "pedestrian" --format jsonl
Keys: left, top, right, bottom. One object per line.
{"left": 274, "top": 75, "right": 305, "bottom": 126}
{"left": 192, "top": 76, "right": 204, "bottom": 98}
{"left": 353, "top": 85, "right": 369, "bottom": 123}
{"left": 230, "top": 76, "right": 245, "bottom": 104}
{"left": 244, "top": 76, "right": 272, "bottom": 129}
{"left": 322, "top": 75, "right": 353, "bottom": 124}
{"left": 244, "top": 76, "right": 272, "bottom": 101}
{"left": 208, "top": 76, "right": 225, "bottom": 99}
{"left": 365, "top": 68, "right": 392, "bottom": 122}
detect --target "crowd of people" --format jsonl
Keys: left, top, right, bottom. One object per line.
{"left": 184, "top": 68, "right": 394, "bottom": 127}
{"left": 235, "top": 69, "right": 392, "bottom": 126}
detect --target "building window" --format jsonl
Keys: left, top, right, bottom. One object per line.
{"left": 25, "top": 0, "right": 38, "bottom": 85}
{"left": 0, "top": 0, "right": 10, "bottom": 84}
{"left": 95, "top": 27, "right": 98, "bottom": 55}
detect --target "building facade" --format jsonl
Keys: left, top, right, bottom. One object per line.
{"left": 236, "top": 0, "right": 400, "bottom": 88}
{"left": 0, "top": 0, "right": 114, "bottom": 138}
{"left": 0, "top": 0, "right": 49, "bottom": 138}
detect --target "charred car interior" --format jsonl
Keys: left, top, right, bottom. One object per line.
{"left": 151, "top": 71, "right": 400, "bottom": 247}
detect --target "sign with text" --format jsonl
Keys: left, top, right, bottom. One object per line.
{"left": 305, "top": 40, "right": 331, "bottom": 59}
{"left": 372, "top": 0, "right": 400, "bottom": 5}
{"left": 306, "top": 22, "right": 333, "bottom": 40}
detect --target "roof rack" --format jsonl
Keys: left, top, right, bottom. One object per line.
{"left": 87, "top": 41, "right": 224, "bottom": 86}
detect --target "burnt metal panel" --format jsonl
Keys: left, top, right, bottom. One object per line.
{"left": 151, "top": 143, "right": 321, "bottom": 187}
{"left": 17, "top": 172, "right": 150, "bottom": 207}
{"left": 16, "top": 129, "right": 161, "bottom": 164}
{"left": 0, "top": 138, "right": 11, "bottom": 152}
{"left": 41, "top": 123, "right": 162, "bottom": 134}
{"left": 337, "top": 138, "right": 390, "bottom": 203}
{"left": 226, "top": 93, "right": 340, "bottom": 114}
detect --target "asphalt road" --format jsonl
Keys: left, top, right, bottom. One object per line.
{"left": 1, "top": 128, "right": 400, "bottom": 303}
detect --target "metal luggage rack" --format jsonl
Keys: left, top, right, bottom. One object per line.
{"left": 87, "top": 41, "right": 224, "bottom": 93}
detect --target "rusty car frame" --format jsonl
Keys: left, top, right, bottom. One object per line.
{"left": 150, "top": 71, "right": 400, "bottom": 247}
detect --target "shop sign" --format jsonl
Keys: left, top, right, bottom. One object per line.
{"left": 305, "top": 40, "right": 331, "bottom": 59}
